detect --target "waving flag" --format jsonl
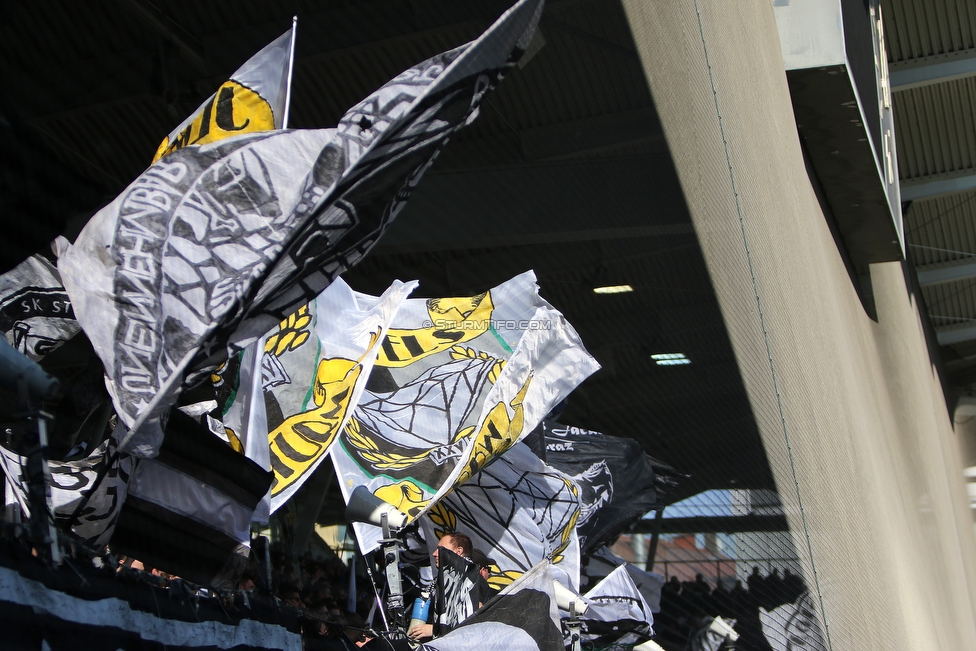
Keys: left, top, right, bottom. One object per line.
{"left": 152, "top": 25, "right": 295, "bottom": 162}
{"left": 222, "top": 278, "right": 415, "bottom": 513}
{"left": 583, "top": 546, "right": 664, "bottom": 613}
{"left": 422, "top": 442, "right": 582, "bottom": 592}
{"left": 760, "top": 592, "right": 828, "bottom": 651}
{"left": 110, "top": 410, "right": 273, "bottom": 586}
{"left": 539, "top": 420, "right": 685, "bottom": 553}
{"left": 0, "top": 432, "right": 133, "bottom": 549}
{"left": 420, "top": 560, "right": 564, "bottom": 651}
{"left": 577, "top": 565, "right": 654, "bottom": 649}
{"left": 333, "top": 271, "right": 598, "bottom": 554}
{"left": 58, "top": 0, "right": 544, "bottom": 457}
{"left": 0, "top": 254, "right": 79, "bottom": 360}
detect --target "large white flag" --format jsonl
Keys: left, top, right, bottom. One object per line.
{"left": 152, "top": 26, "right": 294, "bottom": 162}
{"left": 332, "top": 270, "right": 598, "bottom": 554}
{"left": 58, "top": 0, "right": 544, "bottom": 457}
{"left": 422, "top": 442, "right": 583, "bottom": 592}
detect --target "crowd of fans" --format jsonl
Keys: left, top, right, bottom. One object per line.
{"left": 262, "top": 546, "right": 378, "bottom": 650}
{"left": 654, "top": 567, "right": 806, "bottom": 651}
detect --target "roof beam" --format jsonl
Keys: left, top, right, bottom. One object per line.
{"left": 890, "top": 48, "right": 976, "bottom": 91}
{"left": 917, "top": 258, "right": 976, "bottom": 286}
{"left": 629, "top": 514, "right": 788, "bottom": 534}
{"left": 937, "top": 322, "right": 976, "bottom": 346}
{"left": 899, "top": 168, "right": 976, "bottom": 201}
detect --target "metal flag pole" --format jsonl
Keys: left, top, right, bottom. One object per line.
{"left": 282, "top": 15, "right": 298, "bottom": 129}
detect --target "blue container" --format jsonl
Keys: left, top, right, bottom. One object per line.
{"left": 410, "top": 596, "right": 431, "bottom": 623}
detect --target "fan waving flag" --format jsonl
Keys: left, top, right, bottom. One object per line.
{"left": 332, "top": 271, "right": 598, "bottom": 554}
{"left": 420, "top": 560, "right": 564, "bottom": 651}
{"left": 152, "top": 25, "right": 295, "bottom": 162}
{"left": 58, "top": 0, "right": 545, "bottom": 457}
{"left": 422, "top": 442, "right": 583, "bottom": 593}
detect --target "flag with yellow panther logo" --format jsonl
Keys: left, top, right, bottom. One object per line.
{"left": 224, "top": 277, "right": 416, "bottom": 513}
{"left": 332, "top": 271, "right": 599, "bottom": 554}
{"left": 152, "top": 25, "right": 295, "bottom": 163}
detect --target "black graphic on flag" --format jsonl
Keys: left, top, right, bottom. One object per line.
{"left": 760, "top": 592, "right": 828, "bottom": 651}
{"left": 0, "top": 433, "right": 133, "bottom": 549}
{"left": 577, "top": 565, "right": 654, "bottom": 650}
{"left": 435, "top": 547, "right": 486, "bottom": 632}
{"left": 539, "top": 420, "right": 685, "bottom": 553}
{"left": 346, "top": 355, "right": 497, "bottom": 490}
{"left": 426, "top": 442, "right": 581, "bottom": 593}
{"left": 583, "top": 546, "right": 665, "bottom": 613}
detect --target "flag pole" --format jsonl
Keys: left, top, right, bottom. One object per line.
{"left": 282, "top": 15, "right": 298, "bottom": 129}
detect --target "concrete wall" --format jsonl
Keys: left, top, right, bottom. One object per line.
{"left": 620, "top": 0, "right": 976, "bottom": 648}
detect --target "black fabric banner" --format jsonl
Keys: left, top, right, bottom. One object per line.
{"left": 434, "top": 547, "right": 485, "bottom": 632}
{"left": 536, "top": 420, "right": 685, "bottom": 553}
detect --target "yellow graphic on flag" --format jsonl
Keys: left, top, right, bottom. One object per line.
{"left": 377, "top": 292, "right": 495, "bottom": 367}
{"left": 268, "top": 331, "right": 381, "bottom": 497}
{"left": 152, "top": 81, "right": 275, "bottom": 162}
{"left": 373, "top": 480, "right": 429, "bottom": 519}
{"left": 454, "top": 373, "right": 532, "bottom": 486}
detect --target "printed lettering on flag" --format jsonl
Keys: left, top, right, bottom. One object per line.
{"left": 152, "top": 27, "right": 293, "bottom": 162}
{"left": 0, "top": 255, "right": 79, "bottom": 360}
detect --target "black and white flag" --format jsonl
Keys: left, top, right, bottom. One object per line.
{"left": 420, "top": 560, "right": 563, "bottom": 651}
{"left": 583, "top": 546, "right": 664, "bottom": 613}
{"left": 760, "top": 591, "right": 828, "bottom": 651}
{"left": 0, "top": 432, "right": 133, "bottom": 548}
{"left": 58, "top": 0, "right": 545, "bottom": 456}
{"left": 577, "top": 564, "right": 654, "bottom": 650}
{"left": 109, "top": 410, "right": 273, "bottom": 586}
{"left": 423, "top": 442, "right": 582, "bottom": 594}
{"left": 434, "top": 547, "right": 487, "bottom": 632}
{"left": 0, "top": 254, "right": 79, "bottom": 361}
{"left": 539, "top": 420, "right": 684, "bottom": 553}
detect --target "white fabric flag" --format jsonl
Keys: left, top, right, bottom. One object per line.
{"left": 760, "top": 592, "right": 828, "bottom": 651}
{"left": 59, "top": 0, "right": 543, "bottom": 457}
{"left": 420, "top": 560, "right": 564, "bottom": 651}
{"left": 422, "top": 442, "right": 583, "bottom": 592}
{"left": 577, "top": 564, "right": 654, "bottom": 648}
{"left": 0, "top": 434, "right": 133, "bottom": 548}
{"left": 152, "top": 26, "right": 294, "bottom": 162}
{"left": 332, "top": 270, "right": 598, "bottom": 554}
{"left": 231, "top": 278, "right": 416, "bottom": 512}
{"left": 0, "top": 254, "right": 80, "bottom": 360}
